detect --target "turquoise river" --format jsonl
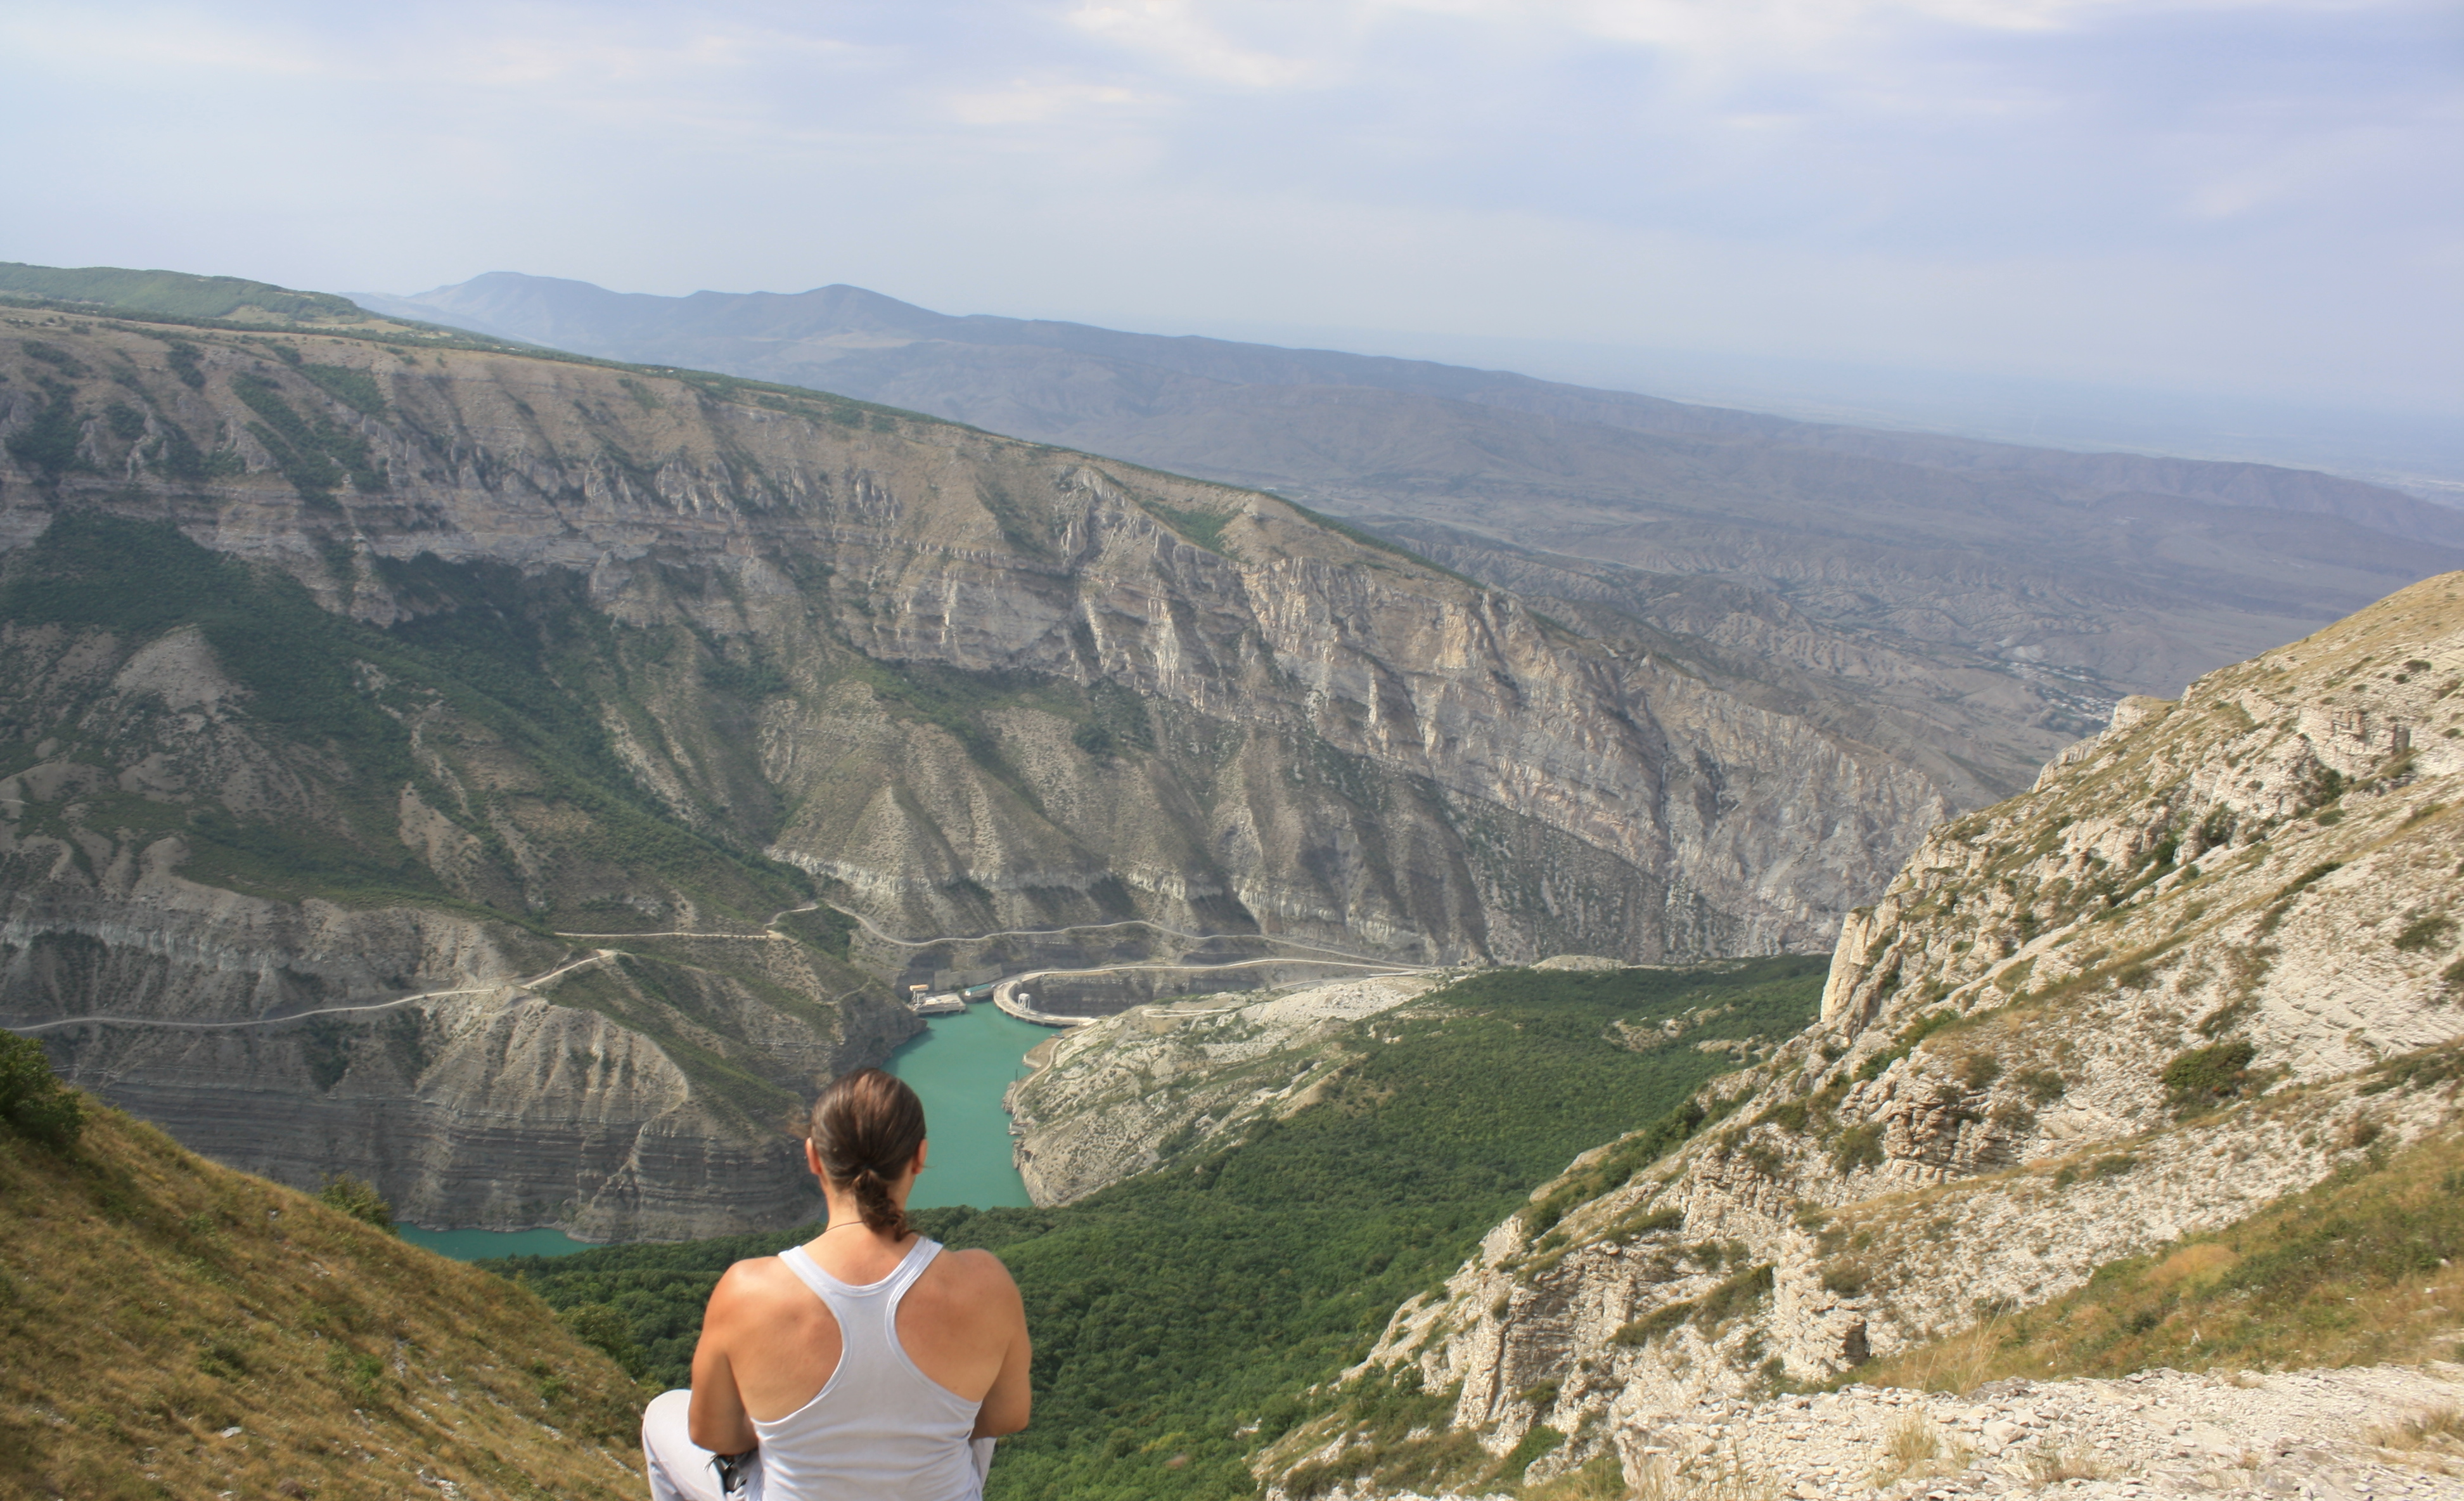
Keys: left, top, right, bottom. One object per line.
{"left": 402, "top": 1000, "right": 1051, "bottom": 1261}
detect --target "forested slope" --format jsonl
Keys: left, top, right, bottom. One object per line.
{"left": 501, "top": 959, "right": 1825, "bottom": 1501}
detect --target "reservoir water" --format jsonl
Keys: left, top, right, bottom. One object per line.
{"left": 402, "top": 1000, "right": 1048, "bottom": 1260}
{"left": 401, "top": 1225, "right": 594, "bottom": 1259}
{"left": 888, "top": 1000, "right": 1049, "bottom": 1211}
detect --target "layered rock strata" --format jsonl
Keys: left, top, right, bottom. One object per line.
{"left": 0, "top": 307, "right": 1972, "bottom": 1230}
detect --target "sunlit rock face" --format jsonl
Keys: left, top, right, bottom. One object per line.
{"left": 1343, "top": 572, "right": 2464, "bottom": 1489}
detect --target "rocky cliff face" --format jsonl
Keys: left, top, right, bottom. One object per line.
{"left": 1325, "top": 571, "right": 2464, "bottom": 1491}
{"left": 1004, "top": 971, "right": 1449, "bottom": 1205}
{"left": 0, "top": 304, "right": 1956, "bottom": 1234}
{"left": 369, "top": 271, "right": 2464, "bottom": 719}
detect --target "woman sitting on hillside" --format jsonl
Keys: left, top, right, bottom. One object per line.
{"left": 642, "top": 1067, "right": 1032, "bottom": 1500}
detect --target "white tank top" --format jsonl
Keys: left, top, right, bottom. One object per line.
{"left": 754, "top": 1238, "right": 986, "bottom": 1501}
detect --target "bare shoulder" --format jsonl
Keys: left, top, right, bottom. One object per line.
{"left": 932, "top": 1247, "right": 1022, "bottom": 1303}
{"left": 707, "top": 1254, "right": 805, "bottom": 1320}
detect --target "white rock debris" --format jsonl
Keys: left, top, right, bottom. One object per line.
{"left": 1376, "top": 1365, "right": 2464, "bottom": 1500}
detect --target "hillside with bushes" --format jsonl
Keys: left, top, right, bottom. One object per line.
{"left": 496, "top": 958, "right": 1825, "bottom": 1501}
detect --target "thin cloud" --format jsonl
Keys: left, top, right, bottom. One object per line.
{"left": 0, "top": 0, "right": 2451, "bottom": 408}
{"left": 1068, "top": 1, "right": 1337, "bottom": 88}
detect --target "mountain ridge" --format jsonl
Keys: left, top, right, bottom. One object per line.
{"left": 356, "top": 271, "right": 2464, "bottom": 764}
{"left": 364, "top": 271, "right": 2461, "bottom": 546}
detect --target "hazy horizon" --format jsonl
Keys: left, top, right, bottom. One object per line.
{"left": 4, "top": 0, "right": 2455, "bottom": 423}
{"left": 354, "top": 266, "right": 2464, "bottom": 496}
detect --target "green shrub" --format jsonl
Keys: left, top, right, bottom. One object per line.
{"left": 1695, "top": 1263, "right": 1776, "bottom": 1325}
{"left": 300, "top": 361, "right": 388, "bottom": 416}
{"left": 2162, "top": 1040, "right": 2257, "bottom": 1111}
{"left": 2014, "top": 1067, "right": 2068, "bottom": 1104}
{"left": 1959, "top": 1053, "right": 2003, "bottom": 1091}
{"left": 1499, "top": 1424, "right": 1563, "bottom": 1481}
{"left": 1855, "top": 1008, "right": 1958, "bottom": 1081}
{"left": 1831, "top": 1123, "right": 1884, "bottom": 1173}
{"left": 4, "top": 376, "right": 88, "bottom": 477}
{"left": 328, "top": 1346, "right": 387, "bottom": 1402}
{"left": 2283, "top": 861, "right": 2342, "bottom": 896}
{"left": 2395, "top": 915, "right": 2457, "bottom": 954}
{"left": 2053, "top": 1154, "right": 2142, "bottom": 1189}
{"left": 164, "top": 340, "right": 207, "bottom": 388}
{"left": 1739, "top": 1140, "right": 1786, "bottom": 1178}
{"left": 0, "top": 1034, "right": 85, "bottom": 1147}
{"left": 232, "top": 372, "right": 386, "bottom": 499}
{"left": 315, "top": 1174, "right": 397, "bottom": 1234}
{"left": 558, "top": 1302, "right": 648, "bottom": 1379}
{"left": 1619, "top": 1207, "right": 1685, "bottom": 1239}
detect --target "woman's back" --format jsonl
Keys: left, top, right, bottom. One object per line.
{"left": 644, "top": 1069, "right": 1029, "bottom": 1501}
{"left": 745, "top": 1238, "right": 982, "bottom": 1498}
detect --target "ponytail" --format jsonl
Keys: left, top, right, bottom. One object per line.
{"left": 809, "top": 1067, "right": 926, "bottom": 1238}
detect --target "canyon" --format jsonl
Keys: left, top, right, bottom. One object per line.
{"left": 361, "top": 271, "right": 2464, "bottom": 808}
{"left": 1, "top": 290, "right": 1950, "bottom": 1237}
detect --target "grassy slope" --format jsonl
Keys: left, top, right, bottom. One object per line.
{"left": 501, "top": 958, "right": 1826, "bottom": 1501}
{"left": 1849, "top": 1102, "right": 2464, "bottom": 1395}
{"left": 0, "top": 1102, "right": 643, "bottom": 1501}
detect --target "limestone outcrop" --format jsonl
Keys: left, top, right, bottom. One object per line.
{"left": 1004, "top": 972, "right": 1449, "bottom": 1204}
{"left": 1331, "top": 571, "right": 2464, "bottom": 1490}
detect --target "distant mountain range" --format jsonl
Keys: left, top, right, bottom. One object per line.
{"left": 358, "top": 273, "right": 2464, "bottom": 800}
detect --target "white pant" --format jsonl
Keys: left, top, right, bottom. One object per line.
{"left": 643, "top": 1389, "right": 764, "bottom": 1501}
{"left": 641, "top": 1389, "right": 996, "bottom": 1500}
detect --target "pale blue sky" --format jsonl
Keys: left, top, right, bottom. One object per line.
{"left": 4, "top": 1, "right": 2458, "bottom": 410}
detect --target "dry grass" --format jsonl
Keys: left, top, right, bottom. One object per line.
{"left": 1628, "top": 1452, "right": 1781, "bottom": 1501}
{"left": 1864, "top": 1412, "right": 1973, "bottom": 1487}
{"left": 1521, "top": 1451, "right": 1633, "bottom": 1500}
{"left": 2370, "top": 1405, "right": 2464, "bottom": 1453}
{"left": 1848, "top": 1126, "right": 2464, "bottom": 1394}
{"left": 0, "top": 1103, "right": 645, "bottom": 1500}
{"left": 2025, "top": 1445, "right": 2111, "bottom": 1482}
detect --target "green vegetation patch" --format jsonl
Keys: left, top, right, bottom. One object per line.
{"left": 1855, "top": 1007, "right": 1960, "bottom": 1081}
{"left": 4, "top": 375, "right": 90, "bottom": 479}
{"left": 1138, "top": 498, "right": 1236, "bottom": 555}
{"left": 231, "top": 371, "right": 386, "bottom": 501}
{"left": 0, "top": 1033, "right": 86, "bottom": 1147}
{"left": 2160, "top": 1039, "right": 2257, "bottom": 1112}
{"left": 497, "top": 957, "right": 1825, "bottom": 1501}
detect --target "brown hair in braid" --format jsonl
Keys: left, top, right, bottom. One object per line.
{"left": 809, "top": 1067, "right": 927, "bottom": 1237}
